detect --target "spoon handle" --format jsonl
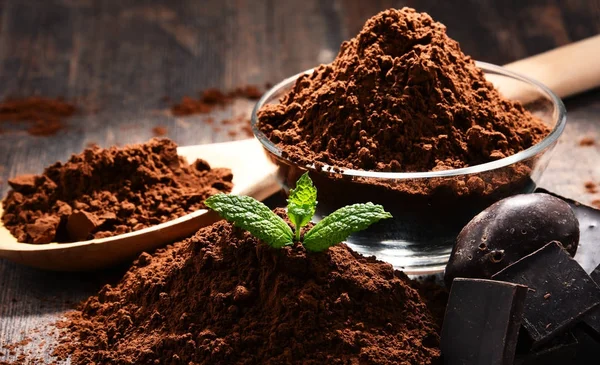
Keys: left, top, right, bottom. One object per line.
{"left": 504, "top": 34, "right": 600, "bottom": 99}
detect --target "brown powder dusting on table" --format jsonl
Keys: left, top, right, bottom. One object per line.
{"left": 151, "top": 125, "right": 168, "bottom": 136}
{"left": 1, "top": 138, "right": 233, "bottom": 244}
{"left": 257, "top": 8, "right": 549, "bottom": 172}
{"left": 585, "top": 181, "right": 598, "bottom": 194}
{"left": 222, "top": 114, "right": 254, "bottom": 137}
{"left": 171, "top": 85, "right": 264, "bottom": 117}
{"left": 580, "top": 137, "right": 595, "bottom": 146}
{"left": 54, "top": 216, "right": 441, "bottom": 365}
{"left": 0, "top": 96, "right": 76, "bottom": 136}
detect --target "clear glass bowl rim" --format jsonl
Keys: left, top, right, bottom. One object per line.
{"left": 250, "top": 61, "right": 567, "bottom": 179}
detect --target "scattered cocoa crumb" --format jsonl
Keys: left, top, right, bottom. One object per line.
{"left": 580, "top": 137, "right": 595, "bottom": 146}
{"left": 171, "top": 95, "right": 213, "bottom": 116}
{"left": 584, "top": 181, "right": 598, "bottom": 194}
{"left": 54, "top": 216, "right": 442, "bottom": 365}
{"left": 1, "top": 138, "right": 233, "bottom": 244}
{"left": 230, "top": 85, "right": 263, "bottom": 99}
{"left": 257, "top": 8, "right": 549, "bottom": 172}
{"left": 0, "top": 96, "right": 76, "bottom": 136}
{"left": 151, "top": 126, "right": 167, "bottom": 136}
{"left": 220, "top": 115, "right": 253, "bottom": 137}
{"left": 241, "top": 123, "right": 253, "bottom": 137}
{"left": 171, "top": 85, "right": 264, "bottom": 117}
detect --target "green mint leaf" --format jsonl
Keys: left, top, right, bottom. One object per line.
{"left": 287, "top": 172, "right": 317, "bottom": 239}
{"left": 205, "top": 194, "right": 294, "bottom": 248}
{"left": 303, "top": 203, "right": 392, "bottom": 252}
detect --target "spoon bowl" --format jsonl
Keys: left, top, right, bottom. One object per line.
{"left": 0, "top": 139, "right": 279, "bottom": 271}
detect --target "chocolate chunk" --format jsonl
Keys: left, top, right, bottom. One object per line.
{"left": 571, "top": 326, "right": 600, "bottom": 361}
{"left": 591, "top": 264, "right": 600, "bottom": 283}
{"left": 583, "top": 263, "right": 600, "bottom": 337}
{"left": 514, "top": 332, "right": 578, "bottom": 365}
{"left": 66, "top": 211, "right": 101, "bottom": 241}
{"left": 492, "top": 242, "right": 600, "bottom": 347}
{"left": 7, "top": 174, "right": 37, "bottom": 194}
{"left": 536, "top": 188, "right": 600, "bottom": 273}
{"left": 445, "top": 193, "right": 579, "bottom": 287}
{"left": 441, "top": 278, "right": 527, "bottom": 365}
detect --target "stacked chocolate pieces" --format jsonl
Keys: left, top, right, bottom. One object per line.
{"left": 441, "top": 191, "right": 600, "bottom": 365}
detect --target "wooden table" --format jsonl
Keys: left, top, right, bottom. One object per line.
{"left": 1, "top": 0, "right": 599, "bottom": 363}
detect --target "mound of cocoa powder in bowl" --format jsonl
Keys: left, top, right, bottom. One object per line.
{"left": 53, "top": 214, "right": 442, "bottom": 365}
{"left": 257, "top": 8, "right": 550, "bottom": 173}
{"left": 1, "top": 138, "right": 233, "bottom": 244}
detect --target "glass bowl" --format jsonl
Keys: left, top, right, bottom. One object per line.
{"left": 251, "top": 62, "right": 566, "bottom": 275}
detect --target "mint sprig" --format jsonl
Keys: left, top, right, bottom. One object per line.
{"left": 205, "top": 173, "right": 392, "bottom": 252}
{"left": 205, "top": 194, "right": 293, "bottom": 248}
{"left": 303, "top": 203, "right": 392, "bottom": 252}
{"left": 287, "top": 172, "right": 317, "bottom": 241}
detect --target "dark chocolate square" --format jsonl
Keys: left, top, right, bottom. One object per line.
{"left": 571, "top": 325, "right": 600, "bottom": 363}
{"left": 535, "top": 188, "right": 600, "bottom": 274}
{"left": 492, "top": 242, "right": 600, "bottom": 347}
{"left": 591, "top": 263, "right": 600, "bottom": 284}
{"left": 514, "top": 332, "right": 578, "bottom": 365}
{"left": 441, "top": 278, "right": 527, "bottom": 365}
{"left": 583, "top": 263, "right": 600, "bottom": 337}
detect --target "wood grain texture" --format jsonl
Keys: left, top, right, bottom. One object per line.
{"left": 1, "top": 0, "right": 599, "bottom": 363}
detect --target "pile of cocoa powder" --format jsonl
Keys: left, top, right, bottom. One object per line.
{"left": 258, "top": 8, "right": 550, "bottom": 172}
{"left": 0, "top": 96, "right": 76, "bottom": 136}
{"left": 1, "top": 138, "right": 233, "bottom": 244}
{"left": 54, "top": 214, "right": 442, "bottom": 365}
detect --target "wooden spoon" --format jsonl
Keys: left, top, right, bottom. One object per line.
{"left": 0, "top": 138, "right": 279, "bottom": 271}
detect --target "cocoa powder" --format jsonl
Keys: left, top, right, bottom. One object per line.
{"left": 580, "top": 137, "right": 595, "bottom": 146}
{"left": 171, "top": 85, "right": 263, "bottom": 116}
{"left": 257, "top": 8, "right": 549, "bottom": 172}
{"left": 0, "top": 96, "right": 76, "bottom": 136}
{"left": 1, "top": 138, "right": 233, "bottom": 244}
{"left": 54, "top": 214, "right": 442, "bottom": 365}
{"left": 152, "top": 125, "right": 168, "bottom": 136}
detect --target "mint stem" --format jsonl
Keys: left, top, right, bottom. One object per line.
{"left": 295, "top": 228, "right": 301, "bottom": 242}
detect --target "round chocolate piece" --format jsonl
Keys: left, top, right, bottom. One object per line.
{"left": 444, "top": 193, "right": 579, "bottom": 287}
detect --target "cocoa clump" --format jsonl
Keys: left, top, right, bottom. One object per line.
{"left": 1, "top": 138, "right": 233, "bottom": 244}
{"left": 258, "top": 8, "right": 549, "bottom": 172}
{"left": 152, "top": 125, "right": 168, "bottom": 136}
{"left": 54, "top": 217, "right": 442, "bottom": 365}
{"left": 579, "top": 136, "right": 595, "bottom": 146}
{"left": 0, "top": 96, "right": 76, "bottom": 136}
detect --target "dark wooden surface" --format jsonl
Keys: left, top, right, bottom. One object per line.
{"left": 0, "top": 0, "right": 599, "bottom": 363}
